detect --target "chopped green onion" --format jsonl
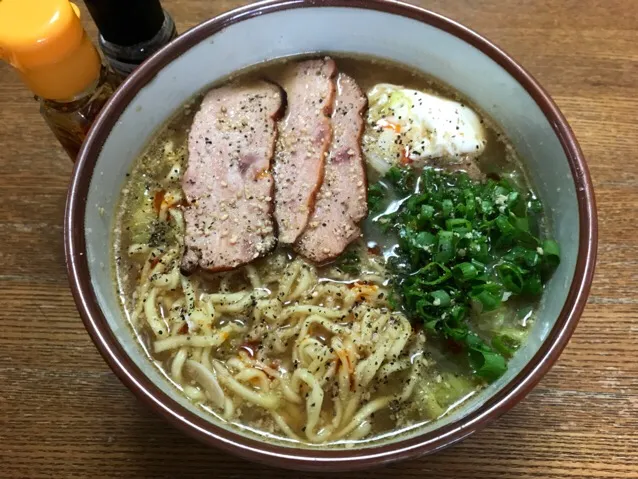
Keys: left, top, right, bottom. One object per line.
{"left": 522, "top": 272, "right": 542, "bottom": 296}
{"left": 453, "top": 262, "right": 479, "bottom": 281}
{"left": 528, "top": 198, "right": 543, "bottom": 214}
{"left": 512, "top": 215, "right": 530, "bottom": 233}
{"left": 542, "top": 239, "right": 560, "bottom": 269}
{"left": 369, "top": 167, "right": 560, "bottom": 383}
{"left": 446, "top": 218, "right": 472, "bottom": 232}
{"left": 413, "top": 262, "right": 451, "bottom": 285}
{"left": 442, "top": 199, "right": 454, "bottom": 218}
{"left": 465, "top": 332, "right": 507, "bottom": 381}
{"left": 496, "top": 262, "right": 524, "bottom": 294}
{"left": 430, "top": 289, "right": 451, "bottom": 307}
{"left": 367, "top": 182, "right": 385, "bottom": 213}
{"left": 471, "top": 282, "right": 503, "bottom": 311}
{"left": 420, "top": 204, "right": 435, "bottom": 220}
{"left": 468, "top": 239, "right": 489, "bottom": 263}
{"left": 334, "top": 247, "right": 360, "bottom": 275}
{"left": 492, "top": 334, "right": 521, "bottom": 358}
{"left": 465, "top": 192, "right": 476, "bottom": 219}
{"left": 435, "top": 230, "right": 455, "bottom": 263}
{"left": 495, "top": 215, "right": 516, "bottom": 237}
{"left": 414, "top": 231, "right": 436, "bottom": 250}
{"left": 507, "top": 191, "right": 520, "bottom": 208}
{"left": 469, "top": 345, "right": 508, "bottom": 381}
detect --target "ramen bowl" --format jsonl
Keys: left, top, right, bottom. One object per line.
{"left": 65, "top": 0, "right": 597, "bottom": 471}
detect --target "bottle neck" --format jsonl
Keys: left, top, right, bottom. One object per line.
{"left": 98, "top": 9, "right": 177, "bottom": 77}
{"left": 84, "top": 0, "right": 167, "bottom": 46}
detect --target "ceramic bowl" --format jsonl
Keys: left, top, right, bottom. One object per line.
{"left": 65, "top": 0, "right": 597, "bottom": 471}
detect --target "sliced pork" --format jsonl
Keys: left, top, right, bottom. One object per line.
{"left": 294, "top": 74, "right": 368, "bottom": 263}
{"left": 273, "top": 58, "right": 337, "bottom": 244}
{"left": 181, "top": 81, "right": 283, "bottom": 273}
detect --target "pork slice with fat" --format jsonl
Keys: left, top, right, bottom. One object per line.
{"left": 273, "top": 58, "right": 337, "bottom": 244}
{"left": 181, "top": 80, "right": 283, "bottom": 273}
{"left": 295, "top": 73, "right": 368, "bottom": 263}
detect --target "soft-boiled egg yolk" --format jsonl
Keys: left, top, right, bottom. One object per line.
{"left": 364, "top": 83, "right": 487, "bottom": 173}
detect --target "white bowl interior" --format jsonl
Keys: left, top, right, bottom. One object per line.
{"left": 83, "top": 6, "right": 578, "bottom": 448}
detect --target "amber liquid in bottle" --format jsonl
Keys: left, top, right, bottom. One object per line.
{"left": 39, "top": 66, "right": 120, "bottom": 160}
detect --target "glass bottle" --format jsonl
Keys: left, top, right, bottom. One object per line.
{"left": 84, "top": 0, "right": 178, "bottom": 79}
{"left": 0, "top": 0, "right": 120, "bottom": 161}
{"left": 39, "top": 66, "right": 119, "bottom": 159}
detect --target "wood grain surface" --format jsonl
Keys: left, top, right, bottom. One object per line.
{"left": 0, "top": 1, "right": 636, "bottom": 477}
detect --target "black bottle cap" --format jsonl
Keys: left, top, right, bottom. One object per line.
{"left": 83, "top": 0, "right": 166, "bottom": 47}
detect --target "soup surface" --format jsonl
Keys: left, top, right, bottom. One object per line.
{"left": 113, "top": 55, "right": 559, "bottom": 446}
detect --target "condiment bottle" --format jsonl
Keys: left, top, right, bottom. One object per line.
{"left": 0, "top": 0, "right": 120, "bottom": 160}
{"left": 83, "top": 0, "right": 177, "bottom": 79}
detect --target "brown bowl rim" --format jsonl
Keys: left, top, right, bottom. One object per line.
{"left": 65, "top": 0, "right": 597, "bottom": 472}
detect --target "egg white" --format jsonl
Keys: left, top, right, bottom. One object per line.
{"left": 364, "top": 83, "right": 487, "bottom": 174}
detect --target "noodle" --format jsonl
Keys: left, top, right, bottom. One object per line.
{"left": 154, "top": 330, "right": 230, "bottom": 353}
{"left": 212, "top": 361, "right": 280, "bottom": 410}
{"left": 128, "top": 242, "right": 428, "bottom": 442}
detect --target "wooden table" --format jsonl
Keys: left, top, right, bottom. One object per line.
{"left": 1, "top": 1, "right": 636, "bottom": 477}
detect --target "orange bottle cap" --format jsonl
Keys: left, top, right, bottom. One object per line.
{"left": 0, "top": 0, "right": 102, "bottom": 100}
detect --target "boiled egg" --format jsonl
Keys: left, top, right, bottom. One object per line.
{"left": 363, "top": 83, "right": 487, "bottom": 174}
